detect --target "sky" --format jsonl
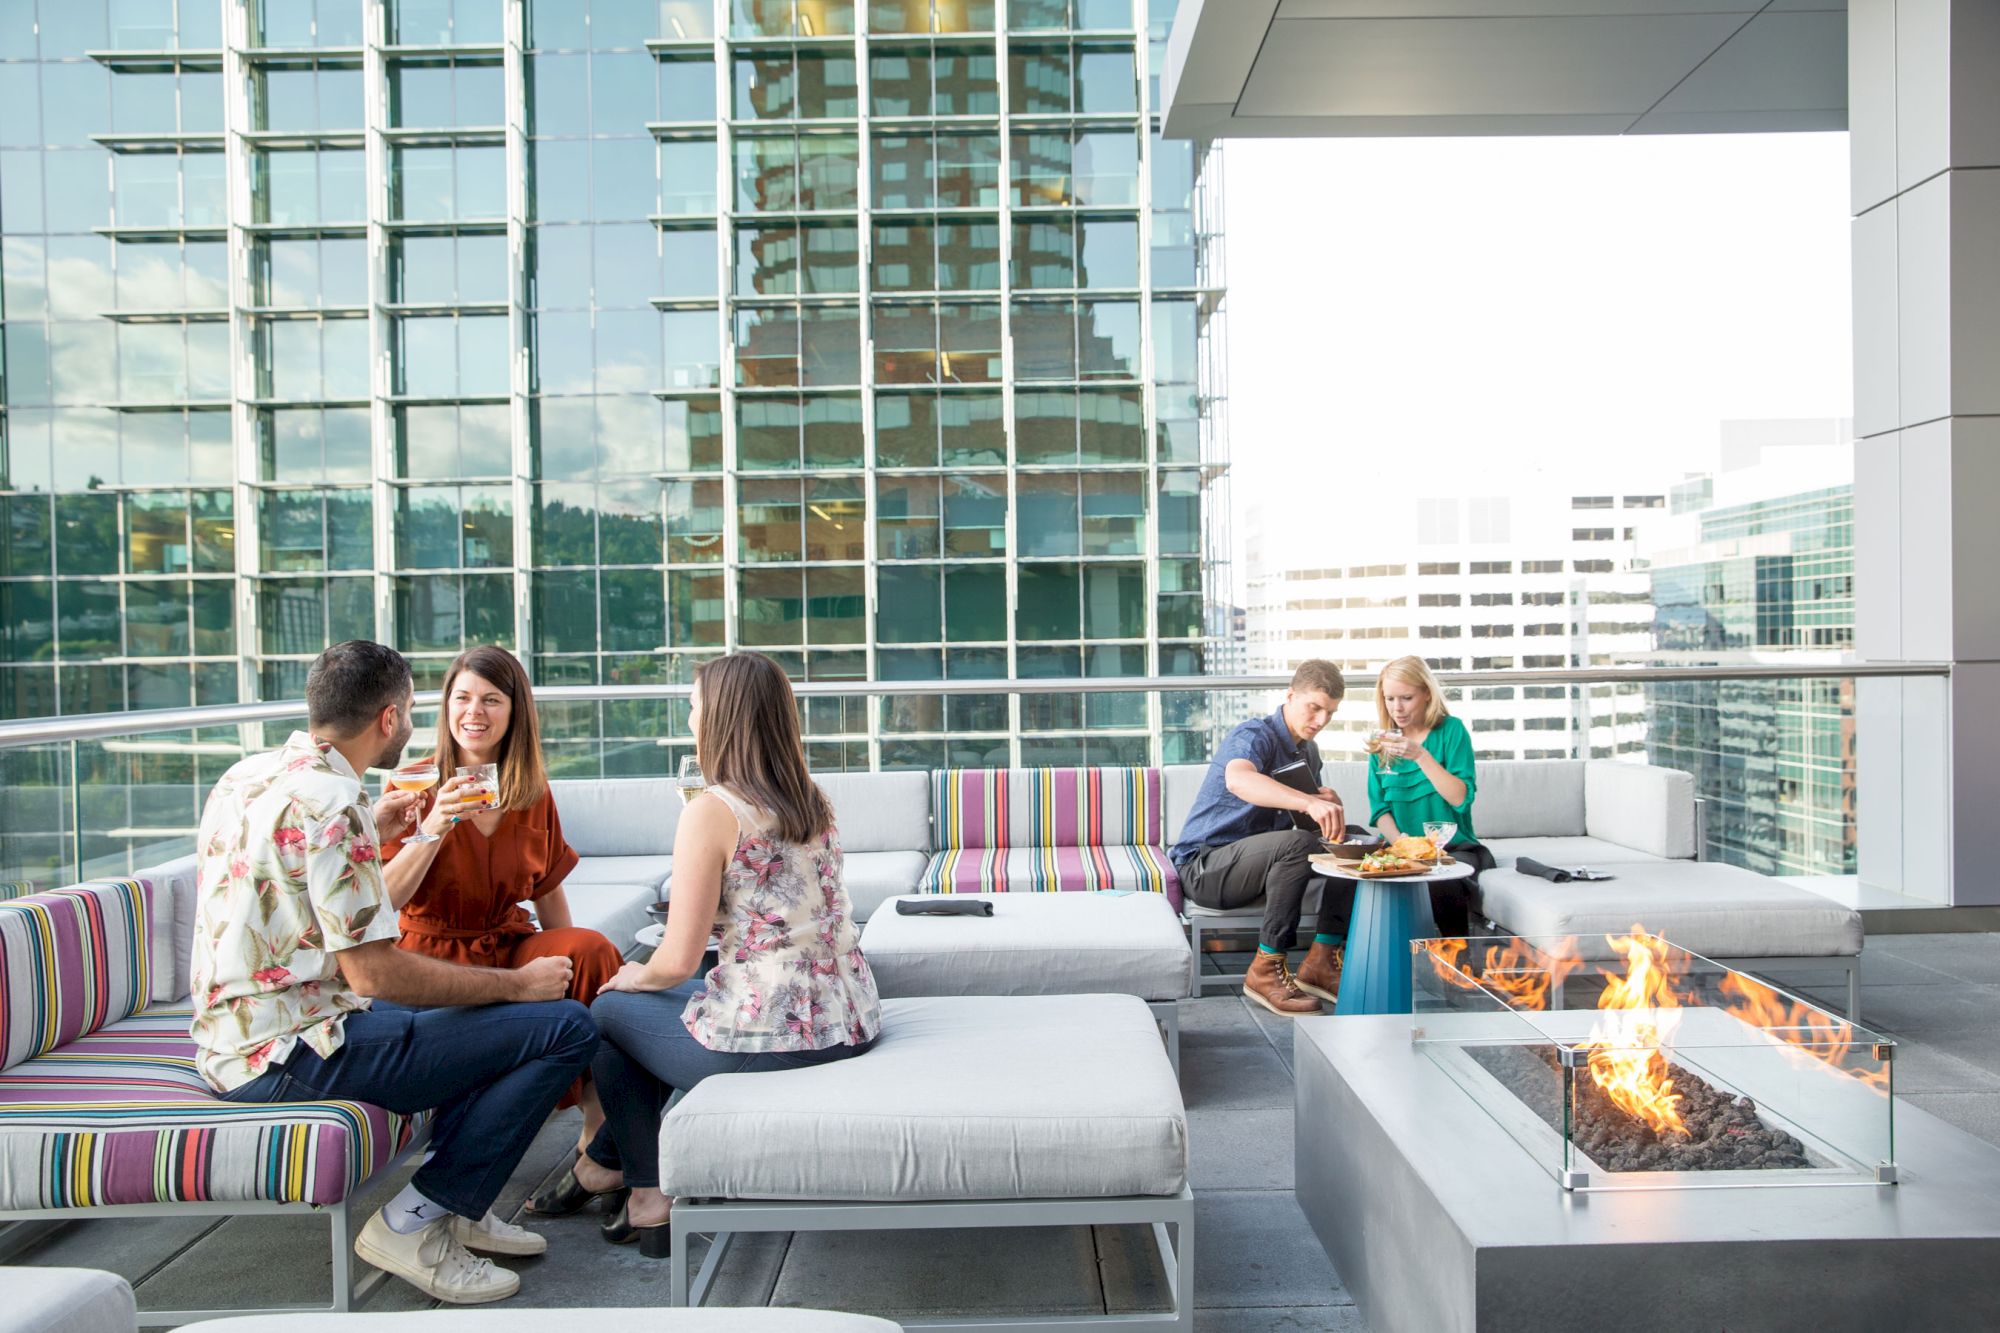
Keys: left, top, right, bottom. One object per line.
{"left": 1219, "top": 132, "right": 1855, "bottom": 571}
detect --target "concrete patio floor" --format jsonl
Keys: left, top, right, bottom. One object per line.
{"left": 10, "top": 932, "right": 2000, "bottom": 1330}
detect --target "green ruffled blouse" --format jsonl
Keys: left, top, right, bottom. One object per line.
{"left": 1366, "top": 712, "right": 1477, "bottom": 841}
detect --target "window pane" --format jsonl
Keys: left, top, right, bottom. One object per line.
{"left": 739, "top": 478, "right": 802, "bottom": 561}
{"left": 1077, "top": 216, "right": 1139, "bottom": 289}
{"left": 876, "top": 475, "right": 939, "bottom": 559}
{"left": 936, "top": 218, "right": 999, "bottom": 290}
{"left": 735, "top": 136, "right": 795, "bottom": 210}
{"left": 736, "top": 306, "right": 800, "bottom": 387}
{"left": 876, "top": 563, "right": 941, "bottom": 641}
{"left": 798, "top": 134, "right": 859, "bottom": 209}
{"left": 601, "top": 568, "right": 665, "bottom": 652}
{"left": 800, "top": 304, "right": 860, "bottom": 386}
{"left": 935, "top": 46, "right": 998, "bottom": 114}
{"left": 1075, "top": 47, "right": 1136, "bottom": 113}
{"left": 668, "top": 568, "right": 725, "bottom": 646}
{"left": 1016, "top": 562, "right": 1080, "bottom": 639}
{"left": 875, "top": 392, "right": 937, "bottom": 468}
{"left": 943, "top": 563, "right": 1004, "bottom": 641}
{"left": 806, "top": 564, "right": 864, "bottom": 644}
{"left": 1078, "top": 299, "right": 1139, "bottom": 379}
{"left": 659, "top": 56, "right": 717, "bottom": 121}
{"left": 1073, "top": 129, "right": 1138, "bottom": 206}
{"left": 1079, "top": 387, "right": 1144, "bottom": 463}
{"left": 1013, "top": 218, "right": 1074, "bottom": 289}
{"left": 872, "top": 302, "right": 936, "bottom": 384}
{"left": 872, "top": 133, "right": 931, "bottom": 209}
{"left": 871, "top": 52, "right": 928, "bottom": 116}
{"left": 805, "top": 477, "right": 865, "bottom": 561}
{"left": 1158, "top": 469, "right": 1200, "bottom": 554}
{"left": 591, "top": 138, "right": 656, "bottom": 220}
{"left": 935, "top": 131, "right": 999, "bottom": 207}
{"left": 536, "top": 483, "right": 597, "bottom": 566}
{"left": 1017, "top": 473, "right": 1078, "bottom": 556}
{"left": 739, "top": 567, "right": 802, "bottom": 645}
{"left": 663, "top": 308, "right": 722, "bottom": 388}
{"left": 939, "top": 390, "right": 1003, "bottom": 465}
{"left": 802, "top": 393, "right": 864, "bottom": 467}
{"left": 738, "top": 395, "right": 801, "bottom": 469}
{"left": 872, "top": 219, "right": 934, "bottom": 292}
{"left": 1083, "top": 561, "right": 1144, "bottom": 638}
{"left": 938, "top": 301, "right": 1000, "bottom": 382}
{"left": 1081, "top": 471, "right": 1143, "bottom": 555}
{"left": 796, "top": 52, "right": 859, "bottom": 118}
{"left": 1014, "top": 389, "right": 1075, "bottom": 464}
{"left": 942, "top": 475, "right": 1005, "bottom": 556}
{"left": 1151, "top": 297, "right": 1198, "bottom": 383}
{"left": 665, "top": 478, "right": 725, "bottom": 561}
{"left": 533, "top": 571, "right": 596, "bottom": 654}
{"left": 659, "top": 139, "right": 717, "bottom": 214}
{"left": 1008, "top": 46, "right": 1069, "bottom": 113}
{"left": 801, "top": 221, "right": 860, "bottom": 293}
{"left": 1012, "top": 299, "right": 1074, "bottom": 380}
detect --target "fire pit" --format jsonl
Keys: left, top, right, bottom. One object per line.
{"left": 1410, "top": 932, "right": 1895, "bottom": 1191}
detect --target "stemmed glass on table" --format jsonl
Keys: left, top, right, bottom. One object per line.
{"left": 1424, "top": 820, "right": 1458, "bottom": 860}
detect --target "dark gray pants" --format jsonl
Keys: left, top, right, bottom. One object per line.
{"left": 1176, "top": 828, "right": 1356, "bottom": 952}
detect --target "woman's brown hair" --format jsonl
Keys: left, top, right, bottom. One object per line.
{"left": 434, "top": 645, "right": 549, "bottom": 813}
{"left": 694, "top": 652, "right": 834, "bottom": 844}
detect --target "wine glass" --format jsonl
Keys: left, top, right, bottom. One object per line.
{"left": 1424, "top": 820, "right": 1458, "bottom": 859}
{"left": 677, "top": 754, "right": 706, "bottom": 805}
{"left": 390, "top": 762, "right": 441, "bottom": 843}
{"left": 1376, "top": 728, "right": 1405, "bottom": 772}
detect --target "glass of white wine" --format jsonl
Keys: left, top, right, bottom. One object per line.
{"left": 677, "top": 754, "right": 706, "bottom": 805}
{"left": 391, "top": 762, "right": 441, "bottom": 843}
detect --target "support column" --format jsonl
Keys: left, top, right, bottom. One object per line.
{"left": 1849, "top": 0, "right": 2000, "bottom": 905}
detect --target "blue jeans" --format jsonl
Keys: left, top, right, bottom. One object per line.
{"left": 221, "top": 999, "right": 597, "bottom": 1220}
{"left": 585, "top": 985, "right": 873, "bottom": 1190}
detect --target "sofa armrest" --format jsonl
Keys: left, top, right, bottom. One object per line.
{"left": 1583, "top": 762, "right": 1697, "bottom": 860}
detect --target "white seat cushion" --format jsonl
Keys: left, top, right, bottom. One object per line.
{"left": 186, "top": 1311, "right": 903, "bottom": 1332}
{"left": 0, "top": 1266, "right": 134, "bottom": 1333}
{"left": 1484, "top": 836, "right": 1667, "bottom": 868}
{"left": 662, "top": 994, "right": 1187, "bottom": 1202}
{"left": 861, "top": 892, "right": 1191, "bottom": 1001}
{"left": 841, "top": 850, "right": 930, "bottom": 923}
{"left": 1479, "top": 860, "right": 1864, "bottom": 960}
{"left": 566, "top": 854, "right": 674, "bottom": 892}
{"left": 557, "top": 880, "right": 656, "bottom": 947}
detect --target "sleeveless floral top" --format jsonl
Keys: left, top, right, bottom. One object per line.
{"left": 682, "top": 784, "right": 881, "bottom": 1054}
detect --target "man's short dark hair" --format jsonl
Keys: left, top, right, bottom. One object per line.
{"left": 307, "top": 640, "right": 412, "bottom": 736}
{"left": 1290, "top": 659, "right": 1345, "bottom": 700}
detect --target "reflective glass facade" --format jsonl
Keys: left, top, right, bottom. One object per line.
{"left": 1647, "top": 486, "right": 1856, "bottom": 875}
{"left": 0, "top": 0, "right": 1229, "bottom": 774}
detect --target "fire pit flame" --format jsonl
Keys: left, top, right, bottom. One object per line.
{"left": 1583, "top": 931, "right": 1693, "bottom": 1138}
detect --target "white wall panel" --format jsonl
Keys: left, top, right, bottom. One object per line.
{"left": 1948, "top": 663, "right": 2000, "bottom": 904}
{"left": 1946, "top": 417, "right": 2000, "bottom": 660}
{"left": 1851, "top": 199, "right": 1901, "bottom": 437}
{"left": 1948, "top": 168, "right": 2000, "bottom": 417}
{"left": 1848, "top": 0, "right": 1899, "bottom": 213}
{"left": 1895, "top": 419, "right": 1953, "bottom": 661}
{"left": 1895, "top": 175, "right": 1952, "bottom": 428}
{"left": 1895, "top": 0, "right": 1951, "bottom": 192}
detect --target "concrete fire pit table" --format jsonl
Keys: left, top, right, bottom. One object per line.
{"left": 1294, "top": 1013, "right": 2000, "bottom": 1331}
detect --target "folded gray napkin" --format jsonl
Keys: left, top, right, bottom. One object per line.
{"left": 895, "top": 898, "right": 994, "bottom": 917}
{"left": 1516, "top": 857, "right": 1612, "bottom": 883}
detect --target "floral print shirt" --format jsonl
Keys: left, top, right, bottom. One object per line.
{"left": 189, "top": 732, "right": 399, "bottom": 1093}
{"left": 684, "top": 785, "right": 881, "bottom": 1054}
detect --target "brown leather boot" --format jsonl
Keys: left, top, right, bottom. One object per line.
{"left": 1244, "top": 950, "right": 1321, "bottom": 1017}
{"left": 1294, "top": 941, "right": 1344, "bottom": 1005}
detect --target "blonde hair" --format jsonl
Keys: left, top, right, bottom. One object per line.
{"left": 1374, "top": 655, "right": 1450, "bottom": 743}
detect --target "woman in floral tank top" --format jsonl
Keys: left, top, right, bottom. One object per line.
{"left": 553, "top": 652, "right": 880, "bottom": 1257}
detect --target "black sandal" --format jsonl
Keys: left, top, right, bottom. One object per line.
{"left": 526, "top": 1154, "right": 628, "bottom": 1217}
{"left": 600, "top": 1200, "right": 672, "bottom": 1257}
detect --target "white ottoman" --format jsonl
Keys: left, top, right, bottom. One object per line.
{"left": 662, "top": 994, "right": 1193, "bottom": 1331}
{"left": 859, "top": 892, "right": 1193, "bottom": 1069}
{"left": 0, "top": 1267, "right": 134, "bottom": 1333}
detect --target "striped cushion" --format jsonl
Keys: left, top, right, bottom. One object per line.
{"left": 0, "top": 882, "right": 163, "bottom": 1074}
{"left": 917, "top": 846, "right": 1182, "bottom": 910}
{"left": 0, "top": 1003, "right": 425, "bottom": 1209}
{"left": 932, "top": 768, "right": 1165, "bottom": 850}
{"left": 0, "top": 884, "right": 40, "bottom": 902}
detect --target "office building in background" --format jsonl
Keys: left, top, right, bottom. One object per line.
{"left": 0, "top": 0, "right": 1231, "bottom": 774}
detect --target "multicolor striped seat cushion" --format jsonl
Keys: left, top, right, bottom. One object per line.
{"left": 923, "top": 768, "right": 1181, "bottom": 909}
{"left": 0, "top": 1003, "right": 425, "bottom": 1209}
{"left": 0, "top": 881, "right": 167, "bottom": 1073}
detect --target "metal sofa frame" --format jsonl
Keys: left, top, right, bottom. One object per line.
{"left": 670, "top": 1186, "right": 1195, "bottom": 1332}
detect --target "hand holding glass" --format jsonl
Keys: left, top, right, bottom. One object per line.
{"left": 1373, "top": 728, "right": 1406, "bottom": 772}
{"left": 390, "top": 763, "right": 441, "bottom": 843}
{"left": 459, "top": 762, "right": 500, "bottom": 810}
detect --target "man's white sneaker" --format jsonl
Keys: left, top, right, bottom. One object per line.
{"left": 452, "top": 1209, "right": 548, "bottom": 1257}
{"left": 354, "top": 1209, "right": 521, "bottom": 1305}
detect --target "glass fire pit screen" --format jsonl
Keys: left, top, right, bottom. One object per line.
{"left": 1410, "top": 933, "right": 1895, "bottom": 1191}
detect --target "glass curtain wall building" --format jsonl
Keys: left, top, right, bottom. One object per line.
{"left": 1647, "top": 484, "right": 1856, "bottom": 875}
{"left": 0, "top": 0, "right": 1230, "bottom": 783}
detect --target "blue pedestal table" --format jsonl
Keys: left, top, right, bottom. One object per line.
{"left": 1317, "top": 857, "right": 1475, "bottom": 1015}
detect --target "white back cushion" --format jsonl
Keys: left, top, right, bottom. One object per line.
{"left": 818, "top": 771, "right": 933, "bottom": 853}
{"left": 550, "top": 778, "right": 681, "bottom": 857}
{"left": 1476, "top": 761, "right": 1587, "bottom": 839}
{"left": 1584, "top": 760, "right": 1697, "bottom": 859}
{"left": 1162, "top": 764, "right": 1207, "bottom": 845}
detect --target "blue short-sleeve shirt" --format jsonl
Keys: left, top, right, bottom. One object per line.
{"left": 1169, "top": 706, "right": 1323, "bottom": 863}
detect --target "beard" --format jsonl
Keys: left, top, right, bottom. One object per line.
{"left": 374, "top": 711, "right": 416, "bottom": 772}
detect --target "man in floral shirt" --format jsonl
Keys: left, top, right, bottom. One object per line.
{"left": 191, "top": 640, "right": 597, "bottom": 1305}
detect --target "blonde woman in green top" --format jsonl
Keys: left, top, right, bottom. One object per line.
{"left": 1367, "top": 655, "right": 1482, "bottom": 936}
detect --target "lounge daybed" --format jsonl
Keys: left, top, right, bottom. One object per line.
{"left": 665, "top": 994, "right": 1193, "bottom": 1332}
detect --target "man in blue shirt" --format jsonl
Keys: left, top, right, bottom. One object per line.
{"left": 1170, "top": 660, "right": 1354, "bottom": 1015}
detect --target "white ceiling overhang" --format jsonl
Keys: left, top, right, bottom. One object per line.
{"left": 1162, "top": 0, "right": 1847, "bottom": 141}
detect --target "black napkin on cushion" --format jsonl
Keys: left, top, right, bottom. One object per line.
{"left": 1515, "top": 857, "right": 1572, "bottom": 883}
{"left": 895, "top": 897, "right": 994, "bottom": 917}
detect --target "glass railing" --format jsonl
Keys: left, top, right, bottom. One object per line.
{"left": 0, "top": 662, "right": 1951, "bottom": 898}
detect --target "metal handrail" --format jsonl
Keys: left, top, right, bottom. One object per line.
{"left": 0, "top": 662, "right": 1952, "bottom": 749}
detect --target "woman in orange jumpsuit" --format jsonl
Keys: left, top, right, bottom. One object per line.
{"left": 382, "top": 644, "right": 623, "bottom": 1164}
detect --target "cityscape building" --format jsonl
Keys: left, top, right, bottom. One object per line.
{"left": 0, "top": 0, "right": 1229, "bottom": 743}
{"left": 1645, "top": 419, "right": 1856, "bottom": 876}
{"left": 1241, "top": 482, "right": 1666, "bottom": 761}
